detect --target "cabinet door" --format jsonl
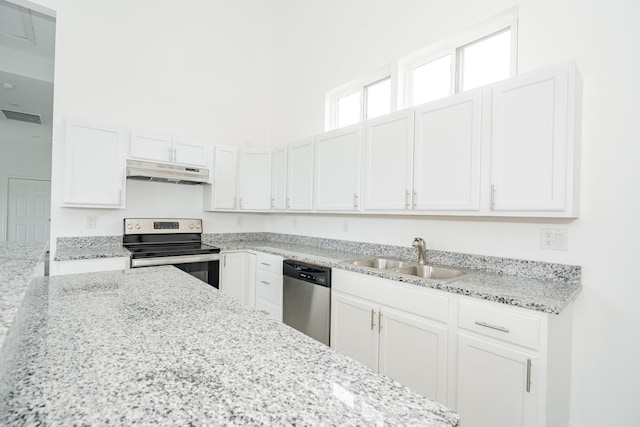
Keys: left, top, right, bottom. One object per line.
{"left": 129, "top": 130, "right": 172, "bottom": 162}
{"left": 211, "top": 145, "right": 238, "bottom": 209}
{"left": 314, "top": 125, "right": 361, "bottom": 211}
{"left": 271, "top": 146, "right": 288, "bottom": 210}
{"left": 63, "top": 118, "right": 126, "bottom": 207}
{"left": 255, "top": 269, "right": 283, "bottom": 322}
{"left": 362, "top": 110, "right": 414, "bottom": 211}
{"left": 239, "top": 150, "right": 272, "bottom": 210}
{"left": 287, "top": 138, "right": 314, "bottom": 211}
{"left": 219, "top": 252, "right": 249, "bottom": 304}
{"left": 490, "top": 62, "right": 576, "bottom": 214}
{"left": 413, "top": 90, "right": 482, "bottom": 211}
{"left": 378, "top": 306, "right": 448, "bottom": 404}
{"left": 173, "top": 138, "right": 209, "bottom": 167}
{"left": 331, "top": 292, "right": 378, "bottom": 370}
{"left": 457, "top": 333, "right": 538, "bottom": 427}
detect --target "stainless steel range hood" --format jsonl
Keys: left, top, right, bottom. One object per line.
{"left": 126, "top": 159, "right": 209, "bottom": 185}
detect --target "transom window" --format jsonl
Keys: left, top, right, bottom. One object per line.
{"left": 328, "top": 72, "right": 392, "bottom": 130}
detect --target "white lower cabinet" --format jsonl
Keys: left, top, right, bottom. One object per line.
{"left": 332, "top": 269, "right": 573, "bottom": 426}
{"left": 52, "top": 257, "right": 130, "bottom": 276}
{"left": 219, "top": 251, "right": 256, "bottom": 305}
{"left": 255, "top": 252, "right": 283, "bottom": 321}
{"left": 331, "top": 270, "right": 449, "bottom": 403}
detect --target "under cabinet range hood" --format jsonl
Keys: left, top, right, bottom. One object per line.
{"left": 126, "top": 159, "right": 209, "bottom": 185}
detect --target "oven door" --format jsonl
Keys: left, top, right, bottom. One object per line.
{"left": 131, "top": 254, "right": 220, "bottom": 288}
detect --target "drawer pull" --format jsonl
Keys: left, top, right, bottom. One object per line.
{"left": 475, "top": 321, "right": 510, "bottom": 333}
{"left": 526, "top": 359, "right": 532, "bottom": 392}
{"left": 370, "top": 309, "right": 376, "bottom": 330}
{"left": 260, "top": 280, "right": 271, "bottom": 285}
{"left": 260, "top": 262, "right": 271, "bottom": 267}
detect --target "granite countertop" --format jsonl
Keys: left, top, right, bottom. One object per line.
{"left": 0, "top": 241, "right": 48, "bottom": 351}
{"left": 54, "top": 233, "right": 581, "bottom": 314}
{"left": 0, "top": 267, "right": 459, "bottom": 426}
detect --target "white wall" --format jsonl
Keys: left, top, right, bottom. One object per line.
{"left": 269, "top": 0, "right": 640, "bottom": 426}
{"left": 47, "top": 0, "right": 273, "bottom": 256}
{"left": 0, "top": 140, "right": 52, "bottom": 241}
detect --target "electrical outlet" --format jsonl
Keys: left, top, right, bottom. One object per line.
{"left": 540, "top": 228, "right": 568, "bottom": 250}
{"left": 85, "top": 215, "right": 96, "bottom": 229}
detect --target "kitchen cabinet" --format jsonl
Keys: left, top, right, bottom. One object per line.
{"left": 314, "top": 125, "right": 362, "bottom": 211}
{"left": 489, "top": 61, "right": 580, "bottom": 217}
{"left": 455, "top": 297, "right": 572, "bottom": 427}
{"left": 219, "top": 251, "right": 255, "bottom": 305}
{"left": 255, "top": 252, "right": 283, "bottom": 321}
{"left": 62, "top": 117, "right": 127, "bottom": 208}
{"left": 238, "top": 150, "right": 272, "bottom": 211}
{"left": 271, "top": 146, "right": 288, "bottom": 210}
{"left": 203, "top": 145, "right": 238, "bottom": 210}
{"left": 129, "top": 130, "right": 209, "bottom": 167}
{"left": 362, "top": 110, "right": 414, "bottom": 211}
{"left": 413, "top": 90, "right": 482, "bottom": 212}
{"left": 287, "top": 138, "right": 314, "bottom": 211}
{"left": 332, "top": 270, "right": 449, "bottom": 403}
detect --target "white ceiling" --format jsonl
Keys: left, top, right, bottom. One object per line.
{"left": 0, "top": 0, "right": 55, "bottom": 144}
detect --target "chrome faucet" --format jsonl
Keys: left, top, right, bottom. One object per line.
{"left": 412, "top": 237, "right": 427, "bottom": 265}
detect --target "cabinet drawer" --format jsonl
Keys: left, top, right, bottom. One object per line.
{"left": 256, "top": 252, "right": 282, "bottom": 274}
{"left": 458, "top": 300, "right": 540, "bottom": 350}
{"left": 256, "top": 270, "right": 282, "bottom": 305}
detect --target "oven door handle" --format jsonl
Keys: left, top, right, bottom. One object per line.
{"left": 131, "top": 253, "right": 220, "bottom": 268}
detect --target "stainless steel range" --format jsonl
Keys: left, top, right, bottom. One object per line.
{"left": 123, "top": 218, "right": 220, "bottom": 287}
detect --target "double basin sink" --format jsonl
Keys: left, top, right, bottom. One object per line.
{"left": 345, "top": 257, "right": 469, "bottom": 283}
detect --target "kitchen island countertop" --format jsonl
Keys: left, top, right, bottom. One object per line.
{"left": 0, "top": 266, "right": 459, "bottom": 426}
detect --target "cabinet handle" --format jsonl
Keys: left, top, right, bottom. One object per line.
{"left": 475, "top": 321, "right": 510, "bottom": 333}
{"left": 526, "top": 358, "right": 532, "bottom": 392}
{"left": 260, "top": 262, "right": 271, "bottom": 267}
{"left": 168, "top": 147, "right": 173, "bottom": 161}
{"left": 378, "top": 311, "right": 382, "bottom": 333}
{"left": 260, "top": 280, "right": 271, "bottom": 285}
{"left": 173, "top": 147, "right": 177, "bottom": 161}
{"left": 353, "top": 193, "right": 359, "bottom": 210}
{"left": 370, "top": 309, "right": 376, "bottom": 330}
{"left": 239, "top": 197, "right": 243, "bottom": 209}
{"left": 286, "top": 198, "right": 291, "bottom": 209}
{"left": 491, "top": 184, "right": 496, "bottom": 209}
{"left": 223, "top": 254, "right": 226, "bottom": 268}
{"left": 233, "top": 197, "right": 237, "bottom": 208}
{"left": 271, "top": 198, "right": 275, "bottom": 209}
{"left": 412, "top": 190, "right": 417, "bottom": 209}
{"left": 405, "top": 189, "right": 410, "bottom": 210}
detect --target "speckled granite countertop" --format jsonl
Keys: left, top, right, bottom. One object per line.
{"left": 0, "top": 241, "right": 47, "bottom": 351}
{"left": 0, "top": 267, "right": 459, "bottom": 426}
{"left": 54, "top": 232, "right": 581, "bottom": 314}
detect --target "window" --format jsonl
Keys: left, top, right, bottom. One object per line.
{"left": 457, "top": 28, "right": 512, "bottom": 91}
{"left": 326, "top": 69, "right": 391, "bottom": 130}
{"left": 411, "top": 55, "right": 452, "bottom": 106}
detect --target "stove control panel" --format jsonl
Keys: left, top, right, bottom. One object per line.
{"left": 124, "top": 218, "right": 202, "bottom": 235}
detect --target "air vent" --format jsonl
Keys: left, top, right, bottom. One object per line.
{"left": 1, "top": 109, "right": 42, "bottom": 124}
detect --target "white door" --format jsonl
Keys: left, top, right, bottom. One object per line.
{"left": 331, "top": 292, "right": 379, "bottom": 370}
{"left": 362, "top": 110, "right": 414, "bottom": 211}
{"left": 287, "top": 138, "right": 314, "bottom": 211}
{"left": 490, "top": 63, "right": 571, "bottom": 213}
{"left": 271, "top": 146, "right": 287, "bottom": 210}
{"left": 129, "top": 130, "right": 173, "bottom": 162}
{"left": 378, "top": 306, "right": 448, "bottom": 403}
{"left": 173, "top": 138, "right": 209, "bottom": 167}
{"left": 238, "top": 150, "right": 272, "bottom": 210}
{"left": 314, "top": 125, "right": 362, "bottom": 211}
{"left": 457, "top": 333, "right": 538, "bottom": 427}
{"left": 7, "top": 178, "right": 51, "bottom": 241}
{"left": 413, "top": 90, "right": 482, "bottom": 211}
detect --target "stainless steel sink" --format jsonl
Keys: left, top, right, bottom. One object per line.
{"left": 345, "top": 257, "right": 469, "bottom": 283}
{"left": 348, "top": 258, "right": 410, "bottom": 269}
{"left": 392, "top": 265, "right": 467, "bottom": 282}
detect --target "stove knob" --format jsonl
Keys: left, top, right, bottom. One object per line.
{"left": 189, "top": 224, "right": 194, "bottom": 229}
{"left": 196, "top": 223, "right": 201, "bottom": 229}
{"left": 126, "top": 223, "right": 132, "bottom": 229}
{"left": 135, "top": 223, "right": 140, "bottom": 229}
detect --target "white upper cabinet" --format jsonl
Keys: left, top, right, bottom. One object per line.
{"left": 362, "top": 110, "right": 414, "bottom": 211}
{"left": 203, "top": 145, "right": 238, "bottom": 210}
{"left": 489, "top": 61, "right": 580, "bottom": 216}
{"left": 414, "top": 90, "right": 482, "bottom": 212}
{"left": 287, "top": 138, "right": 314, "bottom": 211}
{"left": 238, "top": 150, "right": 272, "bottom": 211}
{"left": 272, "top": 146, "right": 288, "bottom": 210}
{"left": 314, "top": 125, "right": 362, "bottom": 211}
{"left": 63, "top": 117, "right": 127, "bottom": 208}
{"left": 130, "top": 130, "right": 209, "bottom": 167}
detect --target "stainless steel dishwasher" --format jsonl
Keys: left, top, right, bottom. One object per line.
{"left": 282, "top": 260, "right": 331, "bottom": 346}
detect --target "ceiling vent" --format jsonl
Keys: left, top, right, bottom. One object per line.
{"left": 1, "top": 109, "right": 42, "bottom": 124}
